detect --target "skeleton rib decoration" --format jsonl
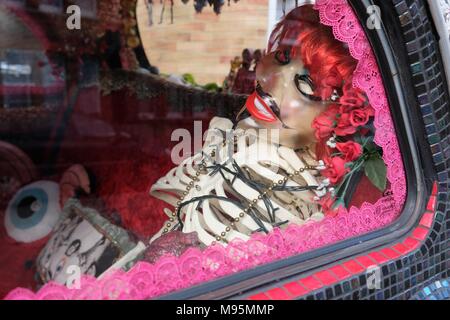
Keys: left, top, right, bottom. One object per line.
{"left": 149, "top": 4, "right": 386, "bottom": 247}
{"left": 150, "top": 117, "right": 326, "bottom": 246}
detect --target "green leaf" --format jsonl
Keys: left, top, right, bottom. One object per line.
{"left": 182, "top": 73, "right": 196, "bottom": 85}
{"left": 354, "top": 135, "right": 363, "bottom": 145}
{"left": 364, "top": 141, "right": 378, "bottom": 153}
{"left": 203, "top": 83, "right": 221, "bottom": 92}
{"left": 364, "top": 156, "right": 387, "bottom": 192}
{"left": 345, "top": 162, "right": 354, "bottom": 169}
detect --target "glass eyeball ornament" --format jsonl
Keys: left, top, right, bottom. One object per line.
{"left": 4, "top": 181, "right": 61, "bottom": 243}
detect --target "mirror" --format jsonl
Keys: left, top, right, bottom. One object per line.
{"left": 136, "top": 0, "right": 269, "bottom": 89}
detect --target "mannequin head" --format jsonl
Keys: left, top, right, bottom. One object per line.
{"left": 245, "top": 5, "right": 357, "bottom": 149}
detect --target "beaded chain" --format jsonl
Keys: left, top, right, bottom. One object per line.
{"left": 161, "top": 133, "right": 319, "bottom": 243}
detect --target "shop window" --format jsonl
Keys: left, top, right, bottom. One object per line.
{"left": 0, "top": 0, "right": 416, "bottom": 300}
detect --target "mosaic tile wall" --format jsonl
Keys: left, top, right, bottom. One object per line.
{"left": 412, "top": 278, "right": 450, "bottom": 300}
{"left": 243, "top": 0, "right": 450, "bottom": 300}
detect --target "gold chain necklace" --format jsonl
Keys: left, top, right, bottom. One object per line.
{"left": 162, "top": 133, "right": 318, "bottom": 244}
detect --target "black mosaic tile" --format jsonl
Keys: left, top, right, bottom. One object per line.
{"left": 315, "top": 292, "right": 325, "bottom": 300}
{"left": 326, "top": 288, "right": 333, "bottom": 299}
{"left": 334, "top": 284, "right": 342, "bottom": 296}
{"left": 399, "top": 12, "right": 413, "bottom": 26}
{"left": 395, "top": 1, "right": 409, "bottom": 13}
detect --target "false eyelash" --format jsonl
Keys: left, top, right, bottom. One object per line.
{"left": 294, "top": 74, "right": 322, "bottom": 102}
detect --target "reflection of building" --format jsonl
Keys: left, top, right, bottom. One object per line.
{"left": 0, "top": 50, "right": 65, "bottom": 109}
{"left": 0, "top": 0, "right": 244, "bottom": 179}
{"left": 72, "top": 0, "right": 98, "bottom": 18}
{"left": 3, "top": 0, "right": 26, "bottom": 8}
{"left": 5, "top": 0, "right": 98, "bottom": 17}
{"left": 136, "top": 0, "right": 269, "bottom": 85}
{"left": 267, "top": 0, "right": 316, "bottom": 33}
{"left": 0, "top": 7, "right": 52, "bottom": 140}
{"left": 429, "top": 0, "right": 450, "bottom": 93}
{"left": 38, "top": 0, "right": 64, "bottom": 13}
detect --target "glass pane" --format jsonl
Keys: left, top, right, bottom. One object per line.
{"left": 0, "top": 0, "right": 407, "bottom": 300}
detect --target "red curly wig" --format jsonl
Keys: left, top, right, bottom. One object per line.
{"left": 267, "top": 5, "right": 383, "bottom": 208}
{"left": 267, "top": 5, "right": 357, "bottom": 100}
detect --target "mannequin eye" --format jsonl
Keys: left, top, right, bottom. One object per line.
{"left": 274, "top": 50, "right": 291, "bottom": 65}
{"left": 294, "top": 74, "right": 322, "bottom": 101}
{"left": 4, "top": 181, "right": 61, "bottom": 243}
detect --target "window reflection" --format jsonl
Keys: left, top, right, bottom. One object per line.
{"left": 0, "top": 1, "right": 407, "bottom": 300}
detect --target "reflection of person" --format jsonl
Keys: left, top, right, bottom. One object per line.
{"left": 62, "top": 216, "right": 83, "bottom": 236}
{"left": 78, "top": 236, "right": 107, "bottom": 267}
{"left": 39, "top": 216, "right": 83, "bottom": 267}
{"left": 65, "top": 239, "right": 81, "bottom": 256}
{"left": 86, "top": 262, "right": 96, "bottom": 276}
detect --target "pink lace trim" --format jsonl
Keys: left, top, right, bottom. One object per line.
{"left": 5, "top": 0, "right": 406, "bottom": 300}
{"left": 315, "top": 0, "right": 406, "bottom": 207}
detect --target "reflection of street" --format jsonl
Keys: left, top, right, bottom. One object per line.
{"left": 135, "top": 0, "right": 268, "bottom": 85}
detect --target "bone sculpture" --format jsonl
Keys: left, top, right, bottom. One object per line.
{"left": 150, "top": 117, "right": 327, "bottom": 246}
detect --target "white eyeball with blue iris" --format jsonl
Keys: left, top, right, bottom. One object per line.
{"left": 4, "top": 181, "right": 61, "bottom": 243}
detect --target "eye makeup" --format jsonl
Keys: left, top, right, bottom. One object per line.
{"left": 294, "top": 74, "right": 323, "bottom": 102}
{"left": 274, "top": 49, "right": 291, "bottom": 65}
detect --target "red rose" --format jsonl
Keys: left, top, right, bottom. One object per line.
{"left": 318, "top": 194, "right": 339, "bottom": 217}
{"left": 322, "top": 156, "right": 350, "bottom": 184}
{"left": 339, "top": 83, "right": 367, "bottom": 108}
{"left": 336, "top": 141, "right": 363, "bottom": 162}
{"left": 349, "top": 106, "right": 374, "bottom": 127}
{"left": 312, "top": 104, "right": 340, "bottom": 140}
{"left": 334, "top": 112, "right": 357, "bottom": 136}
{"left": 315, "top": 139, "right": 331, "bottom": 160}
{"left": 318, "top": 66, "right": 343, "bottom": 100}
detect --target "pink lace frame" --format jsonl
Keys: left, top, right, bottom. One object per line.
{"left": 5, "top": 0, "right": 406, "bottom": 300}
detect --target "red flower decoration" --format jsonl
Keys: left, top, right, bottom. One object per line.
{"left": 318, "top": 66, "right": 343, "bottom": 100}
{"left": 312, "top": 104, "right": 340, "bottom": 140}
{"left": 339, "top": 83, "right": 367, "bottom": 108}
{"left": 349, "top": 108, "right": 368, "bottom": 127}
{"left": 334, "top": 111, "right": 358, "bottom": 136}
{"left": 318, "top": 194, "right": 339, "bottom": 217}
{"left": 322, "top": 156, "right": 350, "bottom": 184}
{"left": 336, "top": 141, "right": 363, "bottom": 162}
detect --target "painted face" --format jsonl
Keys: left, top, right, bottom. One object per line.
{"left": 244, "top": 50, "right": 331, "bottom": 149}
